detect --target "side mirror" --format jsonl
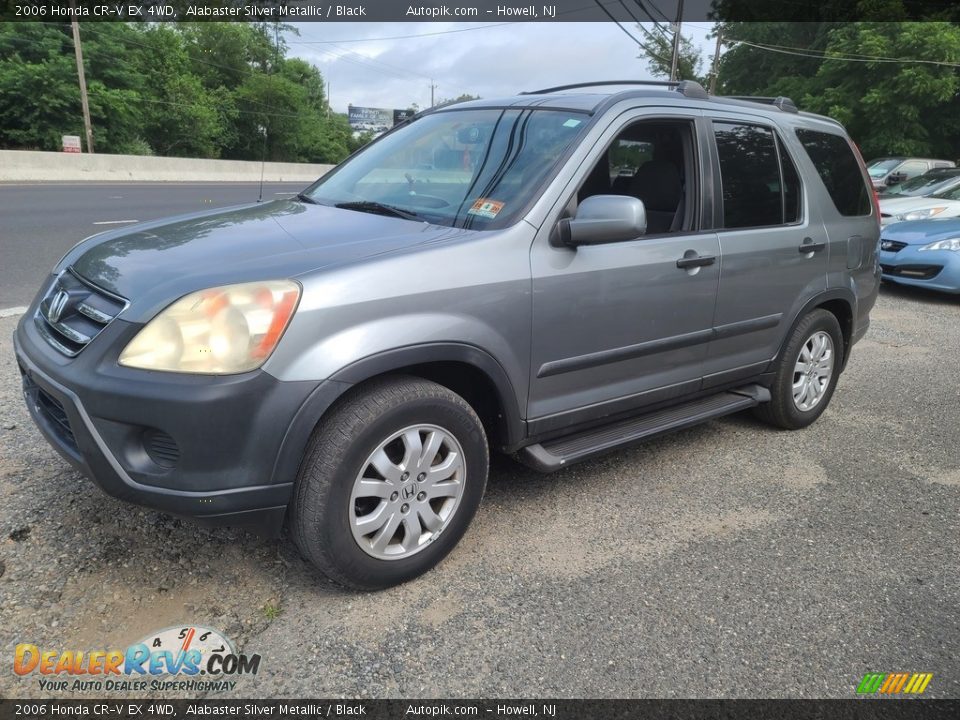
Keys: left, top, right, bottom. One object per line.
{"left": 887, "top": 173, "right": 906, "bottom": 185}
{"left": 553, "top": 195, "right": 647, "bottom": 247}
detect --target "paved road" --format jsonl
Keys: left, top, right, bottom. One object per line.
{"left": 0, "top": 285, "right": 958, "bottom": 699}
{"left": 0, "top": 182, "right": 309, "bottom": 310}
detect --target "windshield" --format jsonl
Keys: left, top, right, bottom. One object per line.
{"left": 885, "top": 173, "right": 960, "bottom": 197}
{"left": 867, "top": 159, "right": 901, "bottom": 178}
{"left": 301, "top": 107, "right": 589, "bottom": 229}
{"left": 931, "top": 184, "right": 960, "bottom": 201}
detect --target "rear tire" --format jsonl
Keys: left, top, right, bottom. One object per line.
{"left": 754, "top": 309, "right": 844, "bottom": 430}
{"left": 290, "top": 376, "right": 488, "bottom": 590}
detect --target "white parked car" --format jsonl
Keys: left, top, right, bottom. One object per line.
{"left": 879, "top": 184, "right": 960, "bottom": 226}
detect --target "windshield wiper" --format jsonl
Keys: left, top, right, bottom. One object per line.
{"left": 297, "top": 192, "right": 320, "bottom": 205}
{"left": 335, "top": 200, "right": 423, "bottom": 222}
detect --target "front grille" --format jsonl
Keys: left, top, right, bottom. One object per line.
{"left": 143, "top": 429, "right": 180, "bottom": 468}
{"left": 35, "top": 387, "right": 78, "bottom": 452}
{"left": 880, "top": 239, "right": 908, "bottom": 253}
{"left": 880, "top": 263, "right": 942, "bottom": 280}
{"left": 34, "top": 269, "right": 127, "bottom": 357}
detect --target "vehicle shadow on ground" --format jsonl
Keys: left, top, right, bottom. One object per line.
{"left": 879, "top": 280, "right": 960, "bottom": 305}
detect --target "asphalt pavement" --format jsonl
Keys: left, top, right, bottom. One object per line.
{"left": 0, "top": 284, "right": 958, "bottom": 699}
{"left": 0, "top": 181, "right": 309, "bottom": 310}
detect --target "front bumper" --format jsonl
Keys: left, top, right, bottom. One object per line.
{"left": 879, "top": 246, "right": 960, "bottom": 294}
{"left": 14, "top": 306, "right": 324, "bottom": 535}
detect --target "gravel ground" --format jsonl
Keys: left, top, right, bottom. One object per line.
{"left": 1, "top": 284, "right": 958, "bottom": 699}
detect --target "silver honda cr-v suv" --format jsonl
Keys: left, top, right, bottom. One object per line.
{"left": 14, "top": 81, "right": 880, "bottom": 588}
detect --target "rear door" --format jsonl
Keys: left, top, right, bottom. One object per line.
{"left": 701, "top": 114, "right": 828, "bottom": 387}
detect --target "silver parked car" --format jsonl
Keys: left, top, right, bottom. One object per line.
{"left": 14, "top": 81, "right": 881, "bottom": 588}
{"left": 866, "top": 156, "right": 955, "bottom": 191}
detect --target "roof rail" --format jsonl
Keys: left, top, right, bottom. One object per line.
{"left": 522, "top": 79, "right": 709, "bottom": 100}
{"left": 726, "top": 95, "right": 799, "bottom": 113}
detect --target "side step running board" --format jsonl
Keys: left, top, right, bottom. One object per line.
{"left": 518, "top": 384, "right": 770, "bottom": 472}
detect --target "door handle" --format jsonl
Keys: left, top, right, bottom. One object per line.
{"left": 798, "top": 237, "right": 826, "bottom": 254}
{"left": 676, "top": 253, "right": 716, "bottom": 269}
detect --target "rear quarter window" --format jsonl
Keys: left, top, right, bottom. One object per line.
{"left": 795, "top": 129, "right": 871, "bottom": 216}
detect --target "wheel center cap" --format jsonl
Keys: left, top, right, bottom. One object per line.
{"left": 401, "top": 484, "right": 416, "bottom": 501}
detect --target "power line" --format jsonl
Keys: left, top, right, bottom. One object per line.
{"left": 731, "top": 38, "right": 960, "bottom": 68}
{"left": 84, "top": 88, "right": 320, "bottom": 120}
{"left": 592, "top": 0, "right": 671, "bottom": 66}
{"left": 638, "top": 0, "right": 671, "bottom": 23}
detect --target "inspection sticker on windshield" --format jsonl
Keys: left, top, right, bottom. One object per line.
{"left": 468, "top": 198, "right": 505, "bottom": 219}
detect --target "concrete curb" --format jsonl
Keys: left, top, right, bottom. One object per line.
{"left": 0, "top": 150, "right": 334, "bottom": 183}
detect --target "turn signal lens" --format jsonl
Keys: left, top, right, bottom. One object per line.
{"left": 119, "top": 280, "right": 301, "bottom": 374}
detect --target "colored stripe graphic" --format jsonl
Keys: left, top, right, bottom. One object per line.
{"left": 857, "top": 673, "right": 886, "bottom": 693}
{"left": 858, "top": 672, "right": 933, "bottom": 694}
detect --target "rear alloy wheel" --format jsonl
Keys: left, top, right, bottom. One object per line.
{"left": 754, "top": 309, "right": 844, "bottom": 430}
{"left": 291, "top": 376, "right": 488, "bottom": 590}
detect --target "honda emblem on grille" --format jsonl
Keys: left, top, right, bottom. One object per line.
{"left": 47, "top": 289, "right": 70, "bottom": 324}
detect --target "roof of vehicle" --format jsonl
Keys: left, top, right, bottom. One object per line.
{"left": 869, "top": 156, "right": 955, "bottom": 165}
{"left": 916, "top": 167, "right": 960, "bottom": 177}
{"left": 432, "top": 80, "right": 843, "bottom": 128}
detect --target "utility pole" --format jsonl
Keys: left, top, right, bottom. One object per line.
{"left": 669, "top": 0, "right": 685, "bottom": 82}
{"left": 429, "top": 79, "right": 437, "bottom": 107}
{"left": 326, "top": 79, "right": 331, "bottom": 117}
{"left": 69, "top": 12, "right": 94, "bottom": 153}
{"left": 709, "top": 28, "right": 723, "bottom": 94}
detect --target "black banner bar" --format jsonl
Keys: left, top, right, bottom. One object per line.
{"left": 2, "top": 0, "right": 958, "bottom": 23}
{"left": 2, "top": 700, "right": 960, "bottom": 720}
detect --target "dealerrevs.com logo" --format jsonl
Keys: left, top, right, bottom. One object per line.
{"left": 13, "top": 625, "right": 260, "bottom": 693}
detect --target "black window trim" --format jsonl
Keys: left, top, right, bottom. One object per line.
{"left": 709, "top": 118, "right": 806, "bottom": 233}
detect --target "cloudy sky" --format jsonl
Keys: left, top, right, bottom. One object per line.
{"left": 286, "top": 22, "right": 716, "bottom": 114}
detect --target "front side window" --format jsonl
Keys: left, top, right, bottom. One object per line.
{"left": 713, "top": 122, "right": 784, "bottom": 229}
{"left": 302, "top": 108, "right": 589, "bottom": 229}
{"left": 795, "top": 129, "right": 872, "bottom": 217}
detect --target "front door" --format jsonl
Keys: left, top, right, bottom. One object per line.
{"left": 527, "top": 112, "right": 720, "bottom": 435}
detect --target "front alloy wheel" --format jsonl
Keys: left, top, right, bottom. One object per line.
{"left": 350, "top": 425, "right": 466, "bottom": 560}
{"left": 291, "top": 376, "right": 488, "bottom": 590}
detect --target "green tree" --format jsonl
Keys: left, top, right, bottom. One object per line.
{"left": 0, "top": 24, "right": 82, "bottom": 150}
{"left": 635, "top": 25, "right": 706, "bottom": 84}
{"left": 716, "top": 21, "right": 960, "bottom": 159}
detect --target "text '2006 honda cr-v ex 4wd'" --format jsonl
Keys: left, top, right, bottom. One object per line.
{"left": 15, "top": 81, "right": 880, "bottom": 589}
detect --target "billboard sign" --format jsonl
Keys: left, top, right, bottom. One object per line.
{"left": 348, "top": 106, "right": 415, "bottom": 133}
{"left": 393, "top": 109, "right": 415, "bottom": 126}
{"left": 62, "top": 135, "right": 81, "bottom": 153}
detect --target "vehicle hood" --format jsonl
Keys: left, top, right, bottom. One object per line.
{"left": 881, "top": 217, "right": 960, "bottom": 245}
{"left": 879, "top": 196, "right": 960, "bottom": 214}
{"left": 60, "top": 200, "right": 472, "bottom": 320}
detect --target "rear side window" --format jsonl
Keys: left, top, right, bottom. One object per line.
{"left": 795, "top": 129, "right": 871, "bottom": 216}
{"left": 713, "top": 122, "right": 798, "bottom": 229}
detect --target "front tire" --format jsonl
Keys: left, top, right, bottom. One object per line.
{"left": 754, "top": 309, "right": 844, "bottom": 430}
{"left": 290, "top": 376, "right": 488, "bottom": 590}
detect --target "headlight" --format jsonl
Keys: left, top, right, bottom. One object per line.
{"left": 918, "top": 237, "right": 960, "bottom": 252}
{"left": 119, "top": 280, "right": 301, "bottom": 373}
{"left": 901, "top": 207, "right": 947, "bottom": 221}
